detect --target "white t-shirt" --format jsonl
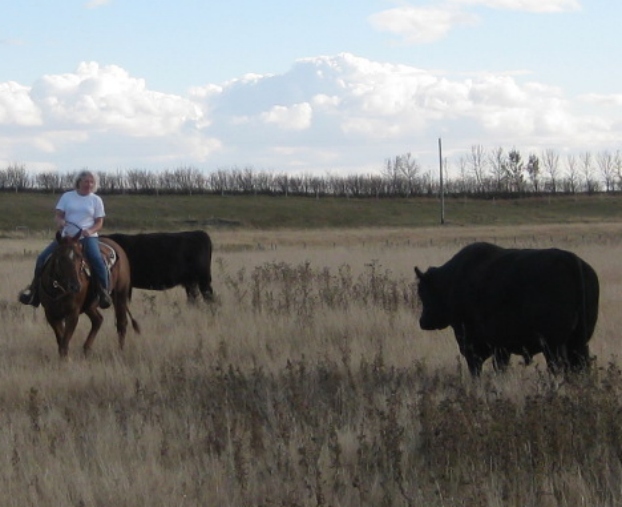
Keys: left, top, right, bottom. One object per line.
{"left": 56, "top": 190, "right": 106, "bottom": 237}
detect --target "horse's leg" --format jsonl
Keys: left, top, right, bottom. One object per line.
{"left": 59, "top": 312, "right": 81, "bottom": 358}
{"left": 82, "top": 307, "right": 103, "bottom": 356}
{"left": 49, "top": 319, "right": 66, "bottom": 355}
{"left": 112, "top": 291, "right": 129, "bottom": 349}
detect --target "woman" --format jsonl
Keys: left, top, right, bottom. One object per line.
{"left": 19, "top": 170, "right": 112, "bottom": 309}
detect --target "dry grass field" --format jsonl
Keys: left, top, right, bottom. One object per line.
{"left": 2, "top": 223, "right": 622, "bottom": 506}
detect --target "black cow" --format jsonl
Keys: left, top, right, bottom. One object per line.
{"left": 414, "top": 242, "right": 599, "bottom": 376}
{"left": 104, "top": 230, "right": 214, "bottom": 303}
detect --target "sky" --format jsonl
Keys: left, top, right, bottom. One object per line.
{"left": 1, "top": 0, "right": 620, "bottom": 177}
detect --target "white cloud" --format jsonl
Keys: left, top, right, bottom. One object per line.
{"left": 260, "top": 103, "right": 313, "bottom": 130}
{"left": 453, "top": 0, "right": 581, "bottom": 13}
{"left": 84, "top": 0, "right": 111, "bottom": 8}
{"left": 30, "top": 62, "right": 204, "bottom": 136}
{"left": 369, "top": 0, "right": 580, "bottom": 45}
{"left": 0, "top": 62, "right": 220, "bottom": 170}
{"left": 0, "top": 82, "right": 41, "bottom": 126}
{"left": 0, "top": 52, "right": 620, "bottom": 175}
{"left": 580, "top": 93, "right": 622, "bottom": 107}
{"left": 369, "top": 5, "right": 478, "bottom": 44}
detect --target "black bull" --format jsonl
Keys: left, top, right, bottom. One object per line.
{"left": 103, "top": 230, "right": 214, "bottom": 303}
{"left": 415, "top": 242, "right": 599, "bottom": 375}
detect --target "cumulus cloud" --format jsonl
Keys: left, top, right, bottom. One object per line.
{"left": 369, "top": 5, "right": 477, "bottom": 44}
{"left": 0, "top": 82, "right": 41, "bottom": 126}
{"left": 260, "top": 103, "right": 313, "bottom": 130}
{"left": 0, "top": 52, "right": 619, "bottom": 175}
{"left": 0, "top": 62, "right": 220, "bottom": 170}
{"left": 30, "top": 62, "right": 203, "bottom": 136}
{"left": 580, "top": 93, "right": 622, "bottom": 107}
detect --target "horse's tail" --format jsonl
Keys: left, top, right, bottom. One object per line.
{"left": 127, "top": 308, "right": 141, "bottom": 334}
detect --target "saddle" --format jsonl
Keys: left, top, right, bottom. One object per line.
{"left": 83, "top": 241, "right": 117, "bottom": 278}
{"left": 99, "top": 241, "right": 118, "bottom": 271}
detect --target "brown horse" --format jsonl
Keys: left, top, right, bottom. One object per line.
{"left": 38, "top": 231, "right": 140, "bottom": 357}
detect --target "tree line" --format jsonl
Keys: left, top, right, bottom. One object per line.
{"left": 2, "top": 146, "right": 620, "bottom": 198}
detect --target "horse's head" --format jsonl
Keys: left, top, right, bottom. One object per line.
{"left": 48, "top": 230, "right": 86, "bottom": 295}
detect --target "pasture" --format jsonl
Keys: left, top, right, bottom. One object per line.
{"left": 2, "top": 223, "right": 622, "bottom": 506}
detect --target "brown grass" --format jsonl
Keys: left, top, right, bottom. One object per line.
{"left": 1, "top": 223, "right": 622, "bottom": 506}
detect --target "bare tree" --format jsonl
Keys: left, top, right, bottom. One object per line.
{"left": 275, "top": 173, "right": 290, "bottom": 196}
{"left": 209, "top": 169, "right": 231, "bottom": 195}
{"left": 3, "top": 164, "right": 31, "bottom": 192}
{"left": 565, "top": 154, "right": 579, "bottom": 194}
{"left": 541, "top": 149, "right": 560, "bottom": 193}
{"left": 457, "top": 155, "right": 472, "bottom": 194}
{"left": 126, "top": 169, "right": 149, "bottom": 193}
{"left": 469, "top": 144, "right": 487, "bottom": 193}
{"left": 382, "top": 153, "right": 417, "bottom": 196}
{"left": 399, "top": 152, "right": 421, "bottom": 196}
{"left": 597, "top": 150, "right": 616, "bottom": 192}
{"left": 526, "top": 153, "right": 540, "bottom": 193}
{"left": 580, "top": 152, "right": 597, "bottom": 193}
{"left": 35, "top": 172, "right": 63, "bottom": 193}
{"left": 488, "top": 147, "right": 507, "bottom": 192}
{"left": 615, "top": 151, "right": 622, "bottom": 191}
{"left": 506, "top": 149, "right": 525, "bottom": 193}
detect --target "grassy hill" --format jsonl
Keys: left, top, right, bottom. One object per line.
{"left": 3, "top": 192, "right": 622, "bottom": 233}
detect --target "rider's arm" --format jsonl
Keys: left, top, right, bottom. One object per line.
{"left": 83, "top": 217, "right": 104, "bottom": 237}
{"left": 54, "top": 209, "right": 65, "bottom": 230}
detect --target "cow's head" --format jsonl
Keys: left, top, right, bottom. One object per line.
{"left": 415, "top": 266, "right": 450, "bottom": 330}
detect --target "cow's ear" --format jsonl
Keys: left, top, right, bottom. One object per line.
{"left": 414, "top": 266, "right": 424, "bottom": 279}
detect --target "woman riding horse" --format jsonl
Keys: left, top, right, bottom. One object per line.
{"left": 19, "top": 170, "right": 112, "bottom": 309}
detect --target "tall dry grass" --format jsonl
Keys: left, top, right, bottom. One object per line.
{"left": 1, "top": 224, "right": 622, "bottom": 506}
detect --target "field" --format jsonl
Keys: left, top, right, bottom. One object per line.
{"left": 2, "top": 217, "right": 622, "bottom": 506}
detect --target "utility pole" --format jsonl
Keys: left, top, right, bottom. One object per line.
{"left": 439, "top": 138, "right": 445, "bottom": 225}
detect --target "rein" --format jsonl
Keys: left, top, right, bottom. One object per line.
{"left": 63, "top": 220, "right": 84, "bottom": 236}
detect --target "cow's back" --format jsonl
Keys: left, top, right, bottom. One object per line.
{"left": 104, "top": 231, "right": 213, "bottom": 294}
{"left": 461, "top": 247, "right": 598, "bottom": 350}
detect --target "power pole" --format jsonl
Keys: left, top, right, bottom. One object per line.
{"left": 439, "top": 138, "right": 445, "bottom": 225}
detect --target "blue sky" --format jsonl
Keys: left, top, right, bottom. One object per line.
{"left": 1, "top": 0, "right": 620, "bottom": 177}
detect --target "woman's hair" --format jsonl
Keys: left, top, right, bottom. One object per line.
{"left": 74, "top": 170, "right": 98, "bottom": 191}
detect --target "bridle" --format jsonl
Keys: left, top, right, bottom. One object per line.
{"left": 41, "top": 238, "right": 88, "bottom": 301}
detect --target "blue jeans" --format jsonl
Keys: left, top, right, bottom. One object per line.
{"left": 35, "top": 237, "right": 109, "bottom": 290}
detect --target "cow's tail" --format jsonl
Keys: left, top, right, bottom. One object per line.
{"left": 127, "top": 307, "right": 141, "bottom": 334}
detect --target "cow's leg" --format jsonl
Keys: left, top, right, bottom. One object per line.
{"left": 492, "top": 348, "right": 511, "bottom": 372}
{"left": 464, "top": 352, "right": 484, "bottom": 376}
{"left": 567, "top": 343, "right": 591, "bottom": 372}
{"left": 521, "top": 350, "right": 533, "bottom": 366}
{"left": 455, "top": 327, "right": 484, "bottom": 376}
{"left": 82, "top": 307, "right": 103, "bottom": 355}
{"left": 185, "top": 283, "right": 201, "bottom": 304}
{"left": 198, "top": 274, "right": 214, "bottom": 302}
{"left": 543, "top": 343, "right": 568, "bottom": 374}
